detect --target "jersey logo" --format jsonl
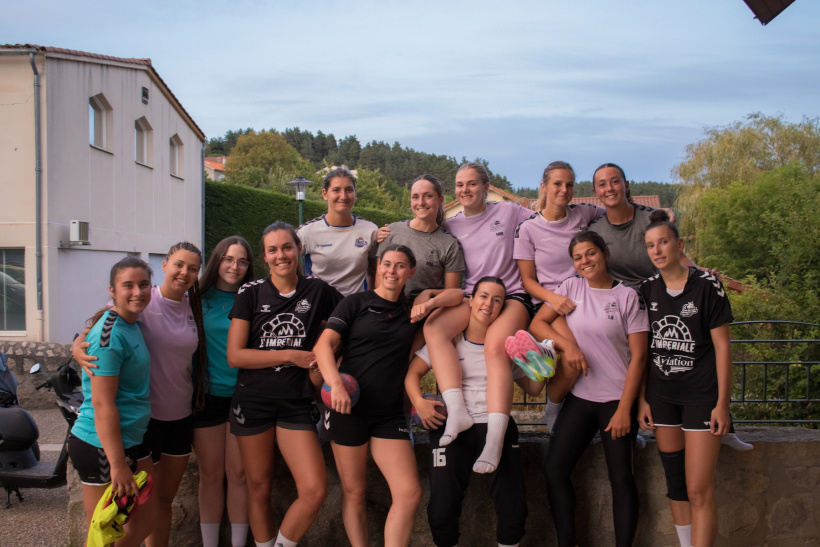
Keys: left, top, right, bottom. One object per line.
{"left": 354, "top": 237, "right": 367, "bottom": 248}
{"left": 232, "top": 404, "right": 245, "bottom": 425}
{"left": 650, "top": 302, "right": 658, "bottom": 311}
{"left": 316, "top": 243, "right": 333, "bottom": 248}
{"left": 187, "top": 314, "right": 196, "bottom": 331}
{"left": 295, "top": 299, "right": 311, "bottom": 313}
{"left": 260, "top": 313, "right": 307, "bottom": 349}
{"left": 605, "top": 301, "right": 619, "bottom": 320}
{"left": 490, "top": 219, "right": 505, "bottom": 232}
{"left": 680, "top": 302, "right": 699, "bottom": 318}
{"left": 651, "top": 315, "right": 695, "bottom": 375}
{"left": 261, "top": 305, "right": 271, "bottom": 313}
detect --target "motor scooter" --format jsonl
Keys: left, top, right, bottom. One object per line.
{"left": 0, "top": 351, "right": 83, "bottom": 508}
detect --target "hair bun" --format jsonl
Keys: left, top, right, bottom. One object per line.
{"left": 649, "top": 209, "right": 670, "bottom": 223}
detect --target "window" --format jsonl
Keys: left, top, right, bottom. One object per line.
{"left": 0, "top": 249, "right": 25, "bottom": 332}
{"left": 135, "top": 117, "right": 153, "bottom": 165}
{"left": 170, "top": 134, "right": 184, "bottom": 178}
{"left": 89, "top": 93, "right": 113, "bottom": 150}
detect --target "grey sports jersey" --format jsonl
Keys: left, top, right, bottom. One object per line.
{"left": 588, "top": 204, "right": 656, "bottom": 288}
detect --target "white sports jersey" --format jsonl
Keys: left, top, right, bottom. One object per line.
{"left": 297, "top": 214, "right": 378, "bottom": 296}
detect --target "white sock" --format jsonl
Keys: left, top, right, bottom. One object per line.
{"left": 231, "top": 523, "right": 250, "bottom": 547}
{"left": 722, "top": 433, "right": 753, "bottom": 451}
{"left": 473, "top": 413, "right": 509, "bottom": 474}
{"left": 498, "top": 543, "right": 519, "bottom": 547}
{"left": 255, "top": 539, "right": 275, "bottom": 547}
{"left": 440, "top": 388, "right": 473, "bottom": 446}
{"left": 544, "top": 399, "right": 564, "bottom": 432}
{"left": 200, "top": 523, "right": 220, "bottom": 547}
{"left": 274, "top": 530, "right": 298, "bottom": 547}
{"left": 674, "top": 523, "right": 692, "bottom": 547}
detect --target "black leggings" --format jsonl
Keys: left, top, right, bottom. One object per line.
{"left": 543, "top": 393, "right": 639, "bottom": 547}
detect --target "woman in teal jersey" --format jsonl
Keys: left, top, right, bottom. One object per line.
{"left": 192, "top": 236, "right": 255, "bottom": 547}
{"left": 67, "top": 256, "right": 158, "bottom": 545}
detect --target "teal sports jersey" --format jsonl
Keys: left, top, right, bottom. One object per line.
{"left": 72, "top": 310, "right": 151, "bottom": 449}
{"left": 203, "top": 287, "right": 238, "bottom": 397}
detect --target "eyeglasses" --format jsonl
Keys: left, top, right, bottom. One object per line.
{"left": 221, "top": 256, "right": 251, "bottom": 270}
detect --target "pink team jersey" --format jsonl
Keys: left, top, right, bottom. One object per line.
{"left": 443, "top": 201, "right": 533, "bottom": 295}
{"left": 138, "top": 285, "right": 199, "bottom": 421}
{"left": 553, "top": 277, "right": 648, "bottom": 403}
{"left": 513, "top": 204, "right": 603, "bottom": 302}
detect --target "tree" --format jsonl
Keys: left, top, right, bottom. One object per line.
{"left": 225, "top": 130, "right": 314, "bottom": 180}
{"left": 673, "top": 113, "right": 820, "bottom": 235}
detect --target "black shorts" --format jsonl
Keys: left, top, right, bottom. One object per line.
{"left": 144, "top": 416, "right": 194, "bottom": 463}
{"left": 192, "top": 394, "right": 233, "bottom": 428}
{"left": 428, "top": 420, "right": 526, "bottom": 547}
{"left": 68, "top": 434, "right": 151, "bottom": 486}
{"left": 229, "top": 390, "right": 314, "bottom": 436}
{"left": 505, "top": 293, "right": 536, "bottom": 319}
{"left": 648, "top": 397, "right": 720, "bottom": 431}
{"left": 328, "top": 409, "right": 411, "bottom": 447}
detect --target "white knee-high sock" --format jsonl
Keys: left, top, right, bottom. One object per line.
{"left": 544, "top": 398, "right": 564, "bottom": 432}
{"left": 274, "top": 530, "right": 298, "bottom": 547}
{"left": 200, "top": 523, "right": 220, "bottom": 547}
{"left": 473, "top": 413, "right": 509, "bottom": 474}
{"left": 255, "top": 539, "right": 275, "bottom": 547}
{"left": 231, "top": 523, "right": 250, "bottom": 547}
{"left": 674, "top": 523, "right": 692, "bottom": 547}
{"left": 440, "top": 388, "right": 473, "bottom": 446}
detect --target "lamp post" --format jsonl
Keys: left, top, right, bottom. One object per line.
{"left": 286, "top": 176, "right": 314, "bottom": 227}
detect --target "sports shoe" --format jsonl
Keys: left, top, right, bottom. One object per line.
{"left": 505, "top": 330, "right": 556, "bottom": 381}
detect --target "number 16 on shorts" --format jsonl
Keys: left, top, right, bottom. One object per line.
{"left": 433, "top": 447, "right": 447, "bottom": 467}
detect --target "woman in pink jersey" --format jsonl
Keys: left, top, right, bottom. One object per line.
{"left": 424, "top": 162, "right": 534, "bottom": 474}
{"left": 519, "top": 231, "right": 648, "bottom": 547}
{"left": 74, "top": 242, "right": 208, "bottom": 547}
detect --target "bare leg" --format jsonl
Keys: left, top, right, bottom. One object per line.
{"left": 332, "top": 441, "right": 370, "bottom": 547}
{"left": 193, "top": 424, "right": 227, "bottom": 525}
{"left": 276, "top": 427, "right": 328, "bottom": 541}
{"left": 145, "top": 454, "right": 189, "bottom": 547}
{"left": 370, "top": 438, "right": 422, "bottom": 547}
{"left": 117, "top": 457, "right": 159, "bottom": 547}
{"left": 684, "top": 430, "right": 722, "bottom": 547}
{"left": 224, "top": 427, "right": 248, "bottom": 529}
{"left": 236, "top": 427, "right": 277, "bottom": 543}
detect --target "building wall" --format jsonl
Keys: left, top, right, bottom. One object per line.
{"left": 0, "top": 52, "right": 204, "bottom": 343}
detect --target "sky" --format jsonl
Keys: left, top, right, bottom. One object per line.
{"left": 4, "top": 0, "right": 819, "bottom": 188}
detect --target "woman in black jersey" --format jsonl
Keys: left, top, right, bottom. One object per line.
{"left": 226, "top": 222, "right": 343, "bottom": 547}
{"left": 314, "top": 244, "right": 422, "bottom": 547}
{"left": 638, "top": 211, "right": 733, "bottom": 547}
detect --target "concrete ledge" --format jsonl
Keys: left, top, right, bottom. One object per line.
{"left": 65, "top": 427, "right": 819, "bottom": 546}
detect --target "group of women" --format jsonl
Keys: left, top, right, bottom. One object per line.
{"left": 67, "top": 161, "right": 736, "bottom": 547}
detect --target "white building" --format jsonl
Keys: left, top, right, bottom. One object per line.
{"left": 0, "top": 44, "right": 206, "bottom": 343}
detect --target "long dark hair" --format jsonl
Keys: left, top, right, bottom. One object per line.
{"left": 165, "top": 241, "right": 208, "bottom": 412}
{"left": 87, "top": 256, "right": 153, "bottom": 327}
{"left": 593, "top": 162, "right": 632, "bottom": 204}
{"left": 200, "top": 236, "right": 255, "bottom": 295}
{"left": 412, "top": 174, "right": 445, "bottom": 226}
{"left": 260, "top": 221, "right": 303, "bottom": 276}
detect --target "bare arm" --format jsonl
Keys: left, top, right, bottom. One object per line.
{"left": 710, "top": 323, "right": 732, "bottom": 436}
{"left": 226, "top": 318, "right": 316, "bottom": 370}
{"left": 517, "top": 260, "right": 576, "bottom": 316}
{"left": 411, "top": 288, "right": 466, "bottom": 323}
{"left": 366, "top": 257, "right": 377, "bottom": 292}
{"left": 405, "top": 356, "right": 446, "bottom": 429}
{"left": 529, "top": 306, "right": 590, "bottom": 375}
{"left": 604, "top": 331, "right": 649, "bottom": 439}
{"left": 72, "top": 328, "right": 99, "bottom": 375}
{"left": 90, "top": 374, "right": 139, "bottom": 496}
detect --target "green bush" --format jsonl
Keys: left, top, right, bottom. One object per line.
{"left": 204, "top": 182, "right": 411, "bottom": 270}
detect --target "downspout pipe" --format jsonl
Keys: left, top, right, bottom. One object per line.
{"left": 201, "top": 141, "right": 206, "bottom": 254}
{"left": 29, "top": 52, "right": 44, "bottom": 342}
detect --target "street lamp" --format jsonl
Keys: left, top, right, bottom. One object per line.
{"left": 286, "top": 176, "right": 314, "bottom": 226}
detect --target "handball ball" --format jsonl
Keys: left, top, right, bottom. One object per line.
{"left": 411, "top": 393, "right": 448, "bottom": 429}
{"left": 321, "top": 373, "right": 360, "bottom": 407}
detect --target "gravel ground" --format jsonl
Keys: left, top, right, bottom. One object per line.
{"left": 0, "top": 408, "right": 70, "bottom": 547}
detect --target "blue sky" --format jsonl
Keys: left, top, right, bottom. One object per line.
{"left": 5, "top": 0, "right": 819, "bottom": 188}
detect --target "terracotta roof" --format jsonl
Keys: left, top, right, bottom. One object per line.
{"left": 204, "top": 161, "right": 225, "bottom": 171}
{"left": 1, "top": 44, "right": 204, "bottom": 140}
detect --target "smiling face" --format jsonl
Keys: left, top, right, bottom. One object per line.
{"left": 410, "top": 179, "right": 443, "bottom": 224}
{"left": 377, "top": 250, "right": 415, "bottom": 292}
{"left": 263, "top": 229, "right": 300, "bottom": 279}
{"left": 593, "top": 166, "right": 629, "bottom": 209}
{"left": 644, "top": 225, "right": 684, "bottom": 270}
{"left": 542, "top": 168, "right": 575, "bottom": 208}
{"left": 322, "top": 176, "right": 356, "bottom": 215}
{"left": 454, "top": 168, "right": 487, "bottom": 212}
{"left": 162, "top": 250, "right": 201, "bottom": 296}
{"left": 110, "top": 267, "right": 152, "bottom": 321}
{"left": 217, "top": 243, "right": 250, "bottom": 291}
{"left": 469, "top": 281, "right": 505, "bottom": 326}
{"left": 571, "top": 240, "right": 609, "bottom": 282}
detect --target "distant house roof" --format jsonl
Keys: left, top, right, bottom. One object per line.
{"left": 742, "top": 0, "right": 796, "bottom": 25}
{"left": 204, "top": 161, "right": 225, "bottom": 172}
{"left": 1, "top": 44, "right": 205, "bottom": 141}
{"left": 444, "top": 185, "right": 531, "bottom": 211}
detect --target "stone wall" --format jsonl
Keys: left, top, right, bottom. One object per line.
{"left": 64, "top": 427, "right": 818, "bottom": 547}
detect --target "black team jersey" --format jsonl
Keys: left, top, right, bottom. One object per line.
{"left": 326, "top": 291, "right": 421, "bottom": 416}
{"left": 230, "top": 276, "right": 342, "bottom": 398}
{"left": 640, "top": 267, "right": 733, "bottom": 406}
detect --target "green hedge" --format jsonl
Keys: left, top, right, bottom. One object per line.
{"left": 204, "top": 181, "right": 411, "bottom": 268}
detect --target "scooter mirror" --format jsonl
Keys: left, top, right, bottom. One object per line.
{"left": 29, "top": 363, "right": 42, "bottom": 374}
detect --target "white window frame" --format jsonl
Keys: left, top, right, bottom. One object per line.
{"left": 135, "top": 117, "right": 153, "bottom": 166}
{"left": 89, "top": 93, "right": 113, "bottom": 151}
{"left": 170, "top": 134, "right": 184, "bottom": 178}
